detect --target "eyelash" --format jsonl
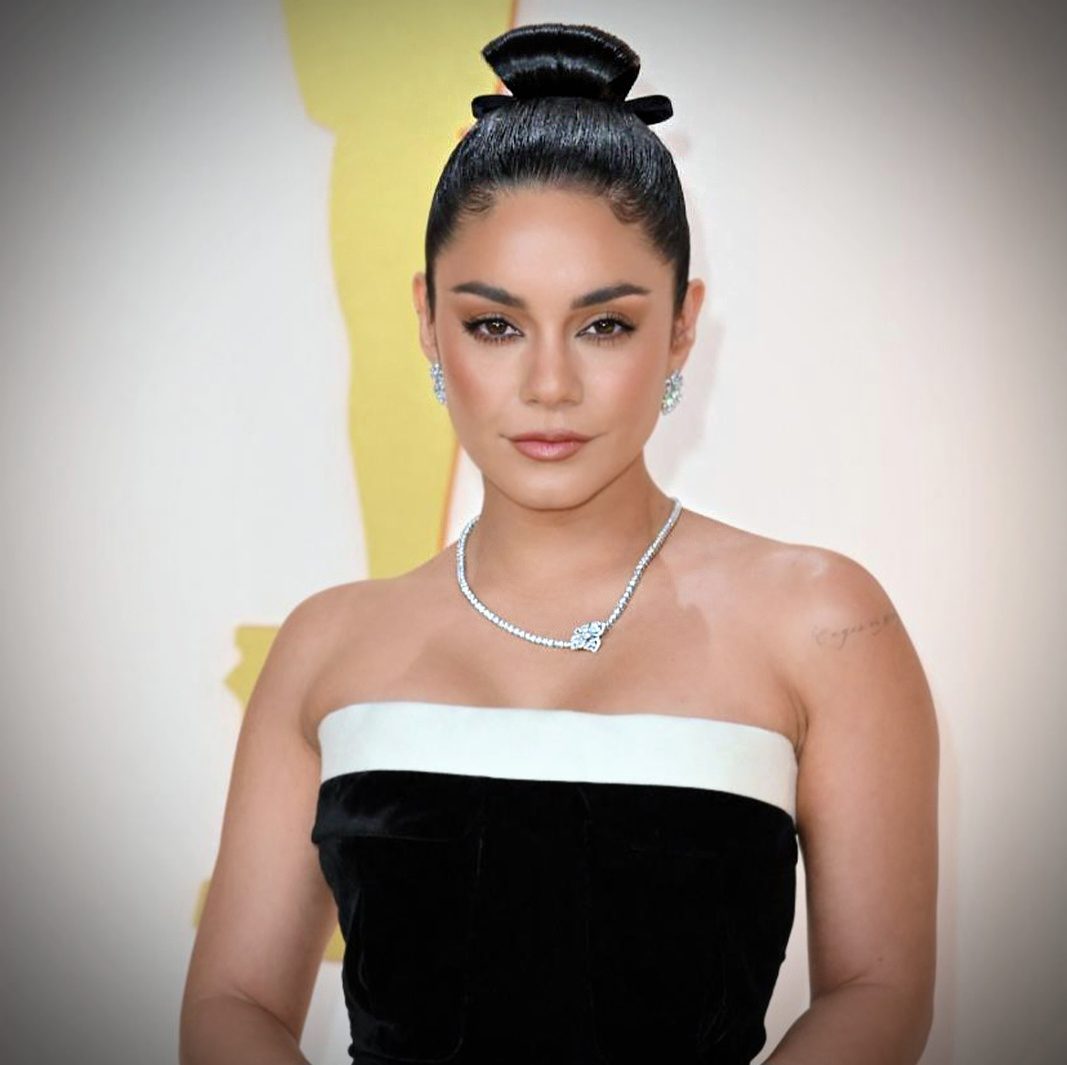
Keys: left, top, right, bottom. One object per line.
{"left": 461, "top": 314, "right": 635, "bottom": 346}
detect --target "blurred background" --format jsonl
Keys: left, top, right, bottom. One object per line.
{"left": 2, "top": 1, "right": 1065, "bottom": 1063}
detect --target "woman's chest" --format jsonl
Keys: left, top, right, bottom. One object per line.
{"left": 309, "top": 572, "right": 802, "bottom": 754}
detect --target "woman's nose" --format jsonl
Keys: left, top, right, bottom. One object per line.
{"left": 519, "top": 339, "right": 583, "bottom": 407}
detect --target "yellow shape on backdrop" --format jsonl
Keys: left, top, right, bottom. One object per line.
{"left": 283, "top": 0, "right": 516, "bottom": 578}
{"left": 193, "top": 1, "right": 517, "bottom": 968}
{"left": 223, "top": 624, "right": 276, "bottom": 711}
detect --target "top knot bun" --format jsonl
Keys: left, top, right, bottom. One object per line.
{"left": 481, "top": 22, "right": 641, "bottom": 104}
{"left": 428, "top": 24, "right": 688, "bottom": 322}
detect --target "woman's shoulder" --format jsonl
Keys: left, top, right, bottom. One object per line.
{"left": 278, "top": 577, "right": 378, "bottom": 648}
{"left": 680, "top": 510, "right": 900, "bottom": 744}
{"left": 681, "top": 507, "right": 884, "bottom": 599}
{"left": 288, "top": 573, "right": 404, "bottom": 616}
{"left": 282, "top": 573, "right": 424, "bottom": 665}
{"left": 285, "top": 570, "right": 448, "bottom": 738}
{"left": 275, "top": 577, "right": 396, "bottom": 739}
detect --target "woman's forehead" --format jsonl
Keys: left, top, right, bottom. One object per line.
{"left": 438, "top": 189, "right": 668, "bottom": 289}
{"left": 457, "top": 185, "right": 634, "bottom": 235}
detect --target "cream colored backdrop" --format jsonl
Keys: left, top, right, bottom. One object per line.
{"left": 1, "top": 2, "right": 1064, "bottom": 1064}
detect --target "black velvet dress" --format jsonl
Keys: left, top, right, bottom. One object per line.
{"left": 310, "top": 700, "right": 799, "bottom": 1065}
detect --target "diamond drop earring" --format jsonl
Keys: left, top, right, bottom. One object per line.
{"left": 661, "top": 369, "right": 683, "bottom": 414}
{"left": 429, "top": 359, "right": 447, "bottom": 405}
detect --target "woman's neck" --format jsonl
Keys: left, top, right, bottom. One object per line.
{"left": 464, "top": 466, "right": 678, "bottom": 603}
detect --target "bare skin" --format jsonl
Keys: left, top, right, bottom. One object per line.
{"left": 302, "top": 514, "right": 808, "bottom": 756}
{"left": 181, "top": 187, "right": 938, "bottom": 1065}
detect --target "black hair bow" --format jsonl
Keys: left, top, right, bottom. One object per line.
{"left": 470, "top": 92, "right": 673, "bottom": 125}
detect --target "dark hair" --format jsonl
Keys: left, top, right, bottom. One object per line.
{"left": 423, "top": 23, "right": 690, "bottom": 320}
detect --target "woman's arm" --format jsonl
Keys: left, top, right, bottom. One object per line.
{"left": 180, "top": 590, "right": 345, "bottom": 1064}
{"left": 765, "top": 548, "right": 939, "bottom": 1065}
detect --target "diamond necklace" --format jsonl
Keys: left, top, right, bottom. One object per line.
{"left": 455, "top": 497, "right": 683, "bottom": 654}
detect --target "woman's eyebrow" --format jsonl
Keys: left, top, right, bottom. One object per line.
{"left": 449, "top": 280, "right": 651, "bottom": 309}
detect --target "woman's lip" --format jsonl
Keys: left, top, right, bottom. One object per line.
{"left": 509, "top": 432, "right": 591, "bottom": 442}
{"left": 510, "top": 437, "right": 588, "bottom": 460}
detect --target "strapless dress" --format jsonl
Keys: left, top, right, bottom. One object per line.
{"left": 310, "top": 700, "right": 799, "bottom": 1065}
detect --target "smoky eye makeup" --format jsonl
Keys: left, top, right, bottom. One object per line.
{"left": 460, "top": 313, "right": 636, "bottom": 346}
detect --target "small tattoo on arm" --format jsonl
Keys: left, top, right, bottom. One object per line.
{"left": 812, "top": 610, "right": 899, "bottom": 650}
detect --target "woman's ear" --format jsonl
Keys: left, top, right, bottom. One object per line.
{"left": 668, "top": 278, "right": 706, "bottom": 374}
{"left": 411, "top": 271, "right": 439, "bottom": 364}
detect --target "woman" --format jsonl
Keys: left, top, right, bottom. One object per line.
{"left": 180, "top": 22, "right": 939, "bottom": 1065}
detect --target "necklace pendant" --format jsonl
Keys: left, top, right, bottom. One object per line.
{"left": 570, "top": 620, "right": 607, "bottom": 653}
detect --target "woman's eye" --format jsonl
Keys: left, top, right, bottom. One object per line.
{"left": 462, "top": 316, "right": 518, "bottom": 344}
{"left": 461, "top": 315, "right": 634, "bottom": 345}
{"left": 583, "top": 316, "right": 634, "bottom": 341}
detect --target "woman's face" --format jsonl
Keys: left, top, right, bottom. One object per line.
{"left": 413, "top": 185, "right": 704, "bottom": 508}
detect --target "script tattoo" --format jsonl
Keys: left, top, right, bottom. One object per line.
{"left": 812, "top": 610, "right": 899, "bottom": 650}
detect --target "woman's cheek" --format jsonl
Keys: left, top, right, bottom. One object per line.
{"left": 444, "top": 348, "right": 493, "bottom": 407}
{"left": 601, "top": 357, "right": 660, "bottom": 426}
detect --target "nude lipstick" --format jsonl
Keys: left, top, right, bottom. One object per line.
{"left": 508, "top": 430, "right": 591, "bottom": 461}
